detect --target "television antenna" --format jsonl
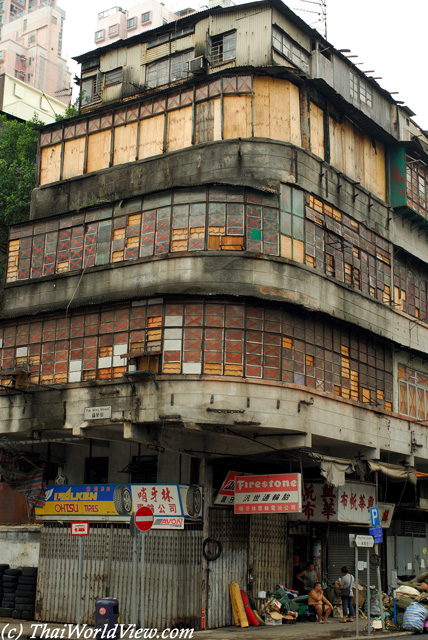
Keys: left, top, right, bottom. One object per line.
{"left": 293, "top": 0, "right": 327, "bottom": 39}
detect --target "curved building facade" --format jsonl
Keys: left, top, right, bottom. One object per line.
{"left": 1, "top": 0, "right": 428, "bottom": 628}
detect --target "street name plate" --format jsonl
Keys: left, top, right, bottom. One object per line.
{"left": 355, "top": 534, "right": 374, "bottom": 548}
{"left": 84, "top": 406, "right": 112, "bottom": 420}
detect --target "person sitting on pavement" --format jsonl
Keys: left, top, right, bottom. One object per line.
{"left": 339, "top": 565, "right": 355, "bottom": 623}
{"left": 307, "top": 582, "right": 333, "bottom": 623}
{"left": 297, "top": 562, "right": 319, "bottom": 595}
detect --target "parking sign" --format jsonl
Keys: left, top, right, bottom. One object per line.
{"left": 370, "top": 506, "right": 380, "bottom": 527}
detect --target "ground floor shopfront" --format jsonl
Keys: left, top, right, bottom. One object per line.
{"left": 0, "top": 435, "right": 423, "bottom": 629}
{"left": 31, "top": 509, "right": 426, "bottom": 628}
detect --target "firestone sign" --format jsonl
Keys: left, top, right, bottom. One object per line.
{"left": 234, "top": 473, "right": 302, "bottom": 514}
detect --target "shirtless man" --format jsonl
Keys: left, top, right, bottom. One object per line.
{"left": 307, "top": 582, "right": 333, "bottom": 623}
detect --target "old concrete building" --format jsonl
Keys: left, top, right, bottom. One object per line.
{"left": 1, "top": 0, "right": 428, "bottom": 628}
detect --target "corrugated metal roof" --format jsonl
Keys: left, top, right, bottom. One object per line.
{"left": 73, "top": 0, "right": 412, "bottom": 116}
{"left": 73, "top": 0, "right": 323, "bottom": 63}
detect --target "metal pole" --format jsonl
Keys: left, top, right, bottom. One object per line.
{"left": 140, "top": 531, "right": 145, "bottom": 630}
{"left": 367, "top": 548, "right": 370, "bottom": 635}
{"left": 132, "top": 526, "right": 137, "bottom": 624}
{"left": 355, "top": 544, "right": 359, "bottom": 637}
{"left": 375, "top": 544, "right": 385, "bottom": 631}
{"left": 77, "top": 536, "right": 83, "bottom": 630}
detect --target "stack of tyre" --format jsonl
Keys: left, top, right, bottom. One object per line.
{"left": 0, "top": 568, "right": 21, "bottom": 618}
{"left": 13, "top": 568, "right": 38, "bottom": 620}
{"left": 0, "top": 565, "right": 9, "bottom": 610}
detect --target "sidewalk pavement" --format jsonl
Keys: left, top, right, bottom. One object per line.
{"left": 192, "top": 619, "right": 412, "bottom": 640}
{"left": 0, "top": 617, "right": 414, "bottom": 640}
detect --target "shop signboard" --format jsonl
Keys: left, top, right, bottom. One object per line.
{"left": 234, "top": 473, "right": 302, "bottom": 514}
{"left": 289, "top": 482, "right": 394, "bottom": 526}
{"left": 214, "top": 470, "right": 250, "bottom": 505}
{"left": 35, "top": 483, "right": 202, "bottom": 529}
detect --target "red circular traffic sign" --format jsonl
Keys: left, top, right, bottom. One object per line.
{"left": 99, "top": 607, "right": 107, "bottom": 616}
{"left": 134, "top": 506, "right": 154, "bottom": 532}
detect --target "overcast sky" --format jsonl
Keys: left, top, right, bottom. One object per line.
{"left": 61, "top": 0, "right": 428, "bottom": 129}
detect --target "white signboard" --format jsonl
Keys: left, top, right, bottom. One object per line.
{"left": 234, "top": 473, "right": 302, "bottom": 514}
{"left": 356, "top": 535, "right": 374, "bottom": 548}
{"left": 153, "top": 516, "right": 184, "bottom": 529}
{"left": 130, "top": 485, "right": 184, "bottom": 529}
{"left": 290, "top": 482, "right": 394, "bottom": 526}
{"left": 84, "top": 406, "right": 112, "bottom": 420}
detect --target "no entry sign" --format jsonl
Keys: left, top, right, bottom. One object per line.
{"left": 134, "top": 506, "right": 154, "bottom": 532}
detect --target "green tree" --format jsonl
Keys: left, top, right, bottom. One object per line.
{"left": 55, "top": 94, "right": 81, "bottom": 121}
{"left": 0, "top": 114, "right": 40, "bottom": 280}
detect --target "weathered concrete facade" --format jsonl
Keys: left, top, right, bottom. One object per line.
{"left": 2, "top": 0, "right": 428, "bottom": 626}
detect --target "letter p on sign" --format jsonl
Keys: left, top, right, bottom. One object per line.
{"left": 370, "top": 507, "right": 380, "bottom": 527}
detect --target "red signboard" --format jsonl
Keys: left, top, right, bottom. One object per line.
{"left": 134, "top": 506, "right": 154, "bottom": 531}
{"left": 214, "top": 471, "right": 250, "bottom": 505}
{"left": 71, "top": 522, "right": 89, "bottom": 536}
{"left": 234, "top": 473, "right": 302, "bottom": 514}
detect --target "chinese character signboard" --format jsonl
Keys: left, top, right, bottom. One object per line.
{"left": 35, "top": 484, "right": 202, "bottom": 529}
{"left": 130, "top": 484, "right": 184, "bottom": 529}
{"left": 234, "top": 473, "right": 302, "bottom": 514}
{"left": 290, "top": 482, "right": 394, "bottom": 526}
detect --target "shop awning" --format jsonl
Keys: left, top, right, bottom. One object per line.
{"left": 309, "top": 453, "right": 361, "bottom": 487}
{"left": 367, "top": 460, "right": 417, "bottom": 485}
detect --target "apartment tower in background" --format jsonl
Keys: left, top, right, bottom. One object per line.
{"left": 94, "top": 1, "right": 195, "bottom": 47}
{"left": 0, "top": 0, "right": 71, "bottom": 107}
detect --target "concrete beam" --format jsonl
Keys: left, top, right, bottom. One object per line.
{"left": 123, "top": 421, "right": 290, "bottom": 457}
{"left": 254, "top": 433, "right": 312, "bottom": 449}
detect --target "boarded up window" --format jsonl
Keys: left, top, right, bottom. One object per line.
{"left": 87, "top": 130, "right": 112, "bottom": 173}
{"left": 113, "top": 122, "right": 138, "bottom": 165}
{"left": 166, "top": 105, "right": 192, "bottom": 152}
{"left": 139, "top": 115, "right": 164, "bottom": 159}
{"left": 40, "top": 144, "right": 61, "bottom": 184}
{"left": 62, "top": 137, "right": 86, "bottom": 180}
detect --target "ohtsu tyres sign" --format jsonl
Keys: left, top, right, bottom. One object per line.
{"left": 35, "top": 483, "right": 202, "bottom": 529}
{"left": 234, "top": 473, "right": 302, "bottom": 514}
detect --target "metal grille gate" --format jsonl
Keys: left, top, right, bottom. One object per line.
{"left": 249, "top": 514, "right": 288, "bottom": 595}
{"left": 206, "top": 509, "right": 288, "bottom": 628}
{"left": 37, "top": 523, "right": 203, "bottom": 629}
{"left": 207, "top": 509, "right": 249, "bottom": 629}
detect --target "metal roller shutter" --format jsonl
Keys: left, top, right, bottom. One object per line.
{"left": 327, "top": 526, "right": 359, "bottom": 586}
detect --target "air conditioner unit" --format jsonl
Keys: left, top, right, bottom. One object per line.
{"left": 188, "top": 56, "right": 207, "bottom": 74}
{"left": 179, "top": 484, "right": 203, "bottom": 519}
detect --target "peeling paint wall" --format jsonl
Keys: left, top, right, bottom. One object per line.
{"left": 0, "top": 527, "right": 41, "bottom": 568}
